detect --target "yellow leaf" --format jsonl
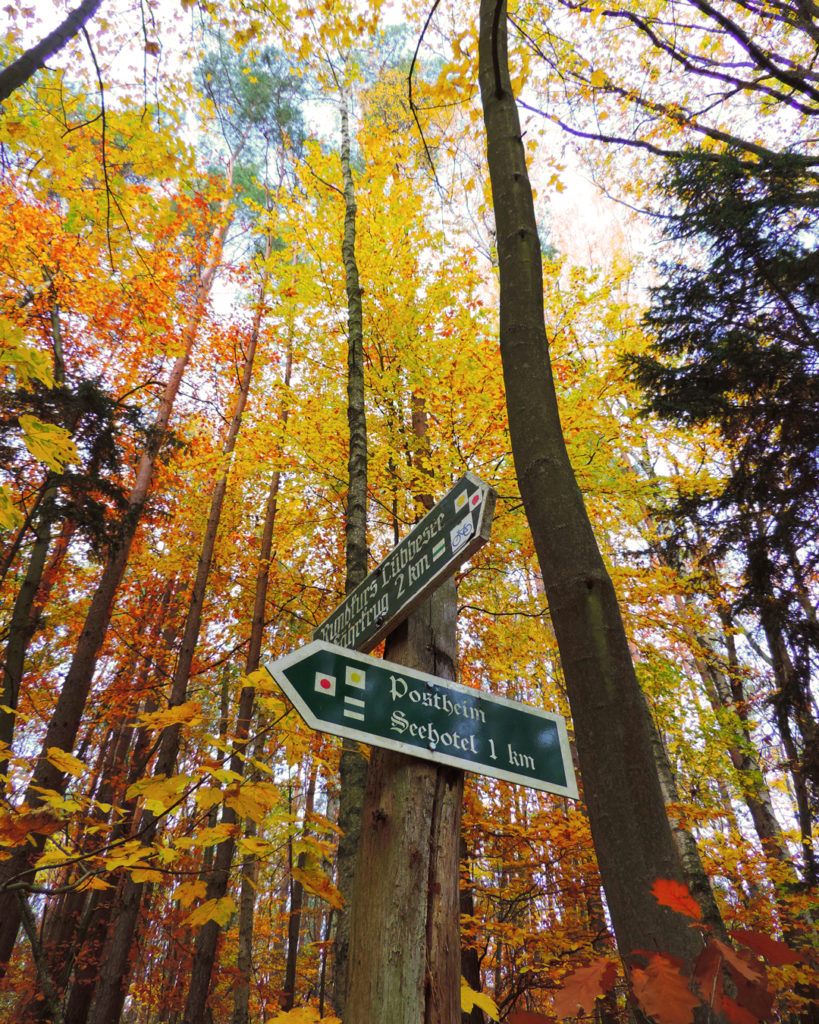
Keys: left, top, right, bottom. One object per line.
{"left": 125, "top": 774, "right": 189, "bottom": 814}
{"left": 173, "top": 880, "right": 208, "bottom": 908}
{"left": 138, "top": 701, "right": 201, "bottom": 729}
{"left": 46, "top": 747, "right": 86, "bottom": 778}
{"left": 224, "top": 782, "right": 276, "bottom": 823}
{"left": 76, "top": 875, "right": 112, "bottom": 891}
{"left": 184, "top": 895, "right": 236, "bottom": 928}
{"left": 130, "top": 868, "right": 164, "bottom": 883}
{"left": 195, "top": 786, "right": 224, "bottom": 811}
{"left": 0, "top": 485, "right": 22, "bottom": 531}
{"left": 291, "top": 864, "right": 344, "bottom": 911}
{"left": 19, "top": 415, "right": 77, "bottom": 471}
{"left": 264, "top": 1009, "right": 339, "bottom": 1023}
{"left": 590, "top": 69, "right": 606, "bottom": 88}
{"left": 460, "top": 978, "right": 499, "bottom": 1020}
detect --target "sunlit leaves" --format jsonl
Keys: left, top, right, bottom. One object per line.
{"left": 18, "top": 415, "right": 78, "bottom": 471}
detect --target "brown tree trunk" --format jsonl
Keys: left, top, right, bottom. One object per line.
{"left": 478, "top": 0, "right": 705, "bottom": 976}
{"left": 345, "top": 577, "right": 462, "bottom": 1024}
{"left": 0, "top": 0, "right": 103, "bottom": 103}
{"left": 281, "top": 769, "right": 317, "bottom": 1010}
{"left": 230, "top": 321, "right": 294, "bottom": 1024}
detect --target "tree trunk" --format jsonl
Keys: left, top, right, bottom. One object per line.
{"left": 644, "top": 698, "right": 727, "bottom": 938}
{"left": 332, "top": 84, "right": 370, "bottom": 1019}
{"left": 345, "top": 577, "right": 462, "bottom": 1024}
{"left": 281, "top": 769, "right": 317, "bottom": 1010}
{"left": 477, "top": 0, "right": 705, "bottom": 974}
{"left": 0, "top": 0, "right": 103, "bottom": 103}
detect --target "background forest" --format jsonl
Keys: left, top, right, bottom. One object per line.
{"left": 0, "top": 0, "right": 816, "bottom": 1021}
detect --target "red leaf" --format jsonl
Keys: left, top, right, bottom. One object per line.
{"left": 652, "top": 878, "right": 703, "bottom": 921}
{"left": 630, "top": 953, "right": 701, "bottom": 1024}
{"left": 509, "top": 1014, "right": 555, "bottom": 1024}
{"left": 553, "top": 958, "right": 618, "bottom": 1017}
{"left": 727, "top": 961, "right": 773, "bottom": 1021}
{"left": 730, "top": 928, "right": 802, "bottom": 966}
{"left": 721, "top": 995, "right": 760, "bottom": 1024}
{"left": 693, "top": 943, "right": 724, "bottom": 1007}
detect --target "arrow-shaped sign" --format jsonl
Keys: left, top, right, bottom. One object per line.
{"left": 266, "top": 641, "right": 578, "bottom": 798}
{"left": 313, "top": 472, "right": 496, "bottom": 653}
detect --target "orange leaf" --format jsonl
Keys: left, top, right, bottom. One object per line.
{"left": 730, "top": 928, "right": 801, "bottom": 966}
{"left": 509, "top": 1014, "right": 554, "bottom": 1024}
{"left": 553, "top": 958, "right": 618, "bottom": 1017}
{"left": 652, "top": 878, "right": 702, "bottom": 921}
{"left": 0, "top": 810, "right": 62, "bottom": 845}
{"left": 630, "top": 954, "right": 700, "bottom": 1024}
{"left": 711, "top": 940, "right": 765, "bottom": 984}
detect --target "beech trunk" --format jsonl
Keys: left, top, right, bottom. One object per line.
{"left": 478, "top": 0, "right": 705, "bottom": 972}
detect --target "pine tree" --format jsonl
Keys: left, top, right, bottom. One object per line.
{"left": 629, "top": 149, "right": 819, "bottom": 882}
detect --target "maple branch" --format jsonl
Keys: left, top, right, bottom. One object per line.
{"left": 0, "top": 0, "right": 103, "bottom": 105}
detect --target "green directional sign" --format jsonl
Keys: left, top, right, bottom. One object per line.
{"left": 266, "top": 641, "right": 578, "bottom": 798}
{"left": 313, "top": 472, "right": 496, "bottom": 653}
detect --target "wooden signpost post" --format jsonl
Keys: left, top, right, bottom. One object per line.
{"left": 267, "top": 474, "right": 576, "bottom": 1023}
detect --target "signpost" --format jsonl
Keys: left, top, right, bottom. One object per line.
{"left": 313, "top": 472, "right": 496, "bottom": 653}
{"left": 266, "top": 640, "right": 578, "bottom": 799}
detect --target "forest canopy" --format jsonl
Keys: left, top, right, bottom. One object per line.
{"left": 0, "top": 0, "right": 816, "bottom": 1022}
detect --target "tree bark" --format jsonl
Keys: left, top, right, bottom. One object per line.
{"left": 345, "top": 577, "right": 462, "bottom": 1024}
{"left": 332, "top": 84, "right": 370, "bottom": 1019}
{"left": 478, "top": 0, "right": 705, "bottom": 975}
{"left": 281, "top": 769, "right": 317, "bottom": 1010}
{"left": 0, "top": 0, "right": 103, "bottom": 104}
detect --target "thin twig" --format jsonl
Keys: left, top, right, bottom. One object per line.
{"left": 407, "top": 0, "right": 443, "bottom": 187}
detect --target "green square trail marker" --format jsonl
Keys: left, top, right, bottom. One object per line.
{"left": 313, "top": 472, "right": 496, "bottom": 653}
{"left": 266, "top": 641, "right": 578, "bottom": 798}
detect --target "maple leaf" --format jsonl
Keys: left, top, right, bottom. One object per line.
{"left": 553, "top": 958, "right": 618, "bottom": 1017}
{"left": 172, "top": 880, "right": 208, "bottom": 908}
{"left": 730, "top": 928, "right": 802, "bottom": 966}
{"left": 185, "top": 895, "right": 236, "bottom": 928}
{"left": 652, "top": 878, "right": 702, "bottom": 921}
{"left": 630, "top": 954, "right": 700, "bottom": 1024}
{"left": 509, "top": 1013, "right": 555, "bottom": 1024}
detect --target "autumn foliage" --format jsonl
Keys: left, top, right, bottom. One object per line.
{"left": 0, "top": 0, "right": 816, "bottom": 1021}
